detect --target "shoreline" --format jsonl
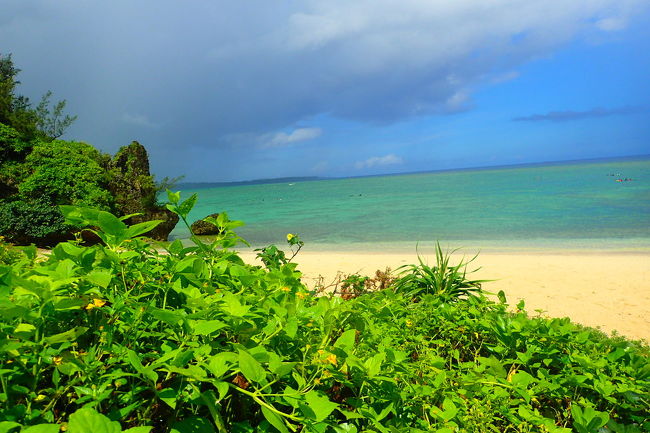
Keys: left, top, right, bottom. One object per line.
{"left": 240, "top": 249, "right": 650, "bottom": 342}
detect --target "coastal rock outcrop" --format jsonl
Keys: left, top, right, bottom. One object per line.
{"left": 107, "top": 141, "right": 178, "bottom": 241}
{"left": 191, "top": 213, "right": 222, "bottom": 235}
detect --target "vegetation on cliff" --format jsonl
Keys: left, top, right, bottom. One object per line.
{"left": 0, "top": 53, "right": 177, "bottom": 246}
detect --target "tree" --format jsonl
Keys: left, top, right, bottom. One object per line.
{"left": 0, "top": 53, "right": 76, "bottom": 140}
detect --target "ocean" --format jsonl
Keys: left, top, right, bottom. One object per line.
{"left": 171, "top": 157, "right": 650, "bottom": 253}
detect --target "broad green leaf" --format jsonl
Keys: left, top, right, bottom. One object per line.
{"left": 261, "top": 406, "right": 289, "bottom": 433}
{"left": 221, "top": 294, "right": 250, "bottom": 317}
{"left": 334, "top": 329, "right": 356, "bottom": 351}
{"left": 304, "top": 390, "right": 338, "bottom": 422}
{"left": 0, "top": 421, "right": 21, "bottom": 433}
{"left": 238, "top": 349, "right": 265, "bottom": 383}
{"left": 123, "top": 428, "right": 153, "bottom": 433}
{"left": 166, "top": 189, "right": 181, "bottom": 205}
{"left": 125, "top": 220, "right": 161, "bottom": 239}
{"left": 178, "top": 194, "right": 198, "bottom": 218}
{"left": 21, "top": 426, "right": 60, "bottom": 433}
{"left": 43, "top": 326, "right": 88, "bottom": 344}
{"left": 67, "top": 408, "right": 121, "bottom": 433}
{"left": 96, "top": 211, "right": 127, "bottom": 238}
{"left": 190, "top": 319, "right": 227, "bottom": 336}
{"left": 13, "top": 323, "right": 36, "bottom": 338}
{"left": 86, "top": 269, "right": 113, "bottom": 288}
{"left": 215, "top": 381, "right": 229, "bottom": 400}
{"left": 158, "top": 388, "right": 177, "bottom": 409}
{"left": 207, "top": 352, "right": 237, "bottom": 378}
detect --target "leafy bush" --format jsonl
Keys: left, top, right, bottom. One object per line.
{"left": 0, "top": 197, "right": 71, "bottom": 246}
{"left": 20, "top": 139, "right": 113, "bottom": 210}
{"left": 0, "top": 194, "right": 648, "bottom": 432}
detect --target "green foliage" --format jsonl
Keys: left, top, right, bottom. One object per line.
{"left": 0, "top": 197, "right": 70, "bottom": 245}
{"left": 0, "top": 195, "right": 648, "bottom": 432}
{"left": 255, "top": 233, "right": 304, "bottom": 270}
{"left": 393, "top": 242, "right": 486, "bottom": 301}
{"left": 20, "top": 139, "right": 113, "bottom": 209}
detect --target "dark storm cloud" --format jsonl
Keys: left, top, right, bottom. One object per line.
{"left": 513, "top": 106, "right": 649, "bottom": 122}
{"left": 1, "top": 0, "right": 646, "bottom": 179}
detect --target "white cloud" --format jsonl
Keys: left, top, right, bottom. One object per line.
{"left": 121, "top": 113, "right": 160, "bottom": 129}
{"left": 355, "top": 154, "right": 404, "bottom": 170}
{"left": 595, "top": 17, "right": 627, "bottom": 31}
{"left": 260, "top": 127, "right": 323, "bottom": 148}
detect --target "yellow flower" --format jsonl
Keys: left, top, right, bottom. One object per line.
{"left": 286, "top": 233, "right": 295, "bottom": 241}
{"left": 296, "top": 291, "right": 308, "bottom": 299}
{"left": 325, "top": 354, "right": 338, "bottom": 366}
{"left": 34, "top": 394, "right": 47, "bottom": 402}
{"left": 85, "top": 298, "right": 106, "bottom": 310}
{"left": 314, "top": 378, "right": 321, "bottom": 385}
{"left": 281, "top": 286, "right": 291, "bottom": 292}
{"left": 53, "top": 356, "right": 62, "bottom": 365}
{"left": 406, "top": 320, "right": 413, "bottom": 327}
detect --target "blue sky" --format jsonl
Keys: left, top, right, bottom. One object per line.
{"left": 2, "top": 1, "right": 649, "bottom": 181}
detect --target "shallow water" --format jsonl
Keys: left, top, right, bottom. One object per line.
{"left": 172, "top": 157, "right": 650, "bottom": 252}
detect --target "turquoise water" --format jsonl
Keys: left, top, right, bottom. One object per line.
{"left": 172, "top": 158, "right": 650, "bottom": 252}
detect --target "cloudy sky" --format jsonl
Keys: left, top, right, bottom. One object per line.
{"left": 2, "top": 1, "right": 649, "bottom": 181}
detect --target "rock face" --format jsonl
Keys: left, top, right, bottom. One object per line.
{"left": 107, "top": 141, "right": 178, "bottom": 241}
{"left": 191, "top": 213, "right": 222, "bottom": 235}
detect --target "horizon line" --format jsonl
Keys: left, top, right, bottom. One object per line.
{"left": 177, "top": 153, "right": 650, "bottom": 188}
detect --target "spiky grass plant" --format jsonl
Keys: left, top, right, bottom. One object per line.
{"left": 393, "top": 242, "right": 487, "bottom": 301}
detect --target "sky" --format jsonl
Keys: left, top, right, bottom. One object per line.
{"left": 2, "top": 0, "right": 649, "bottom": 182}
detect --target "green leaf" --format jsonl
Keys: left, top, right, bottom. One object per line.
{"left": 0, "top": 421, "right": 21, "bottom": 433}
{"left": 67, "top": 408, "right": 121, "bottom": 433}
{"left": 166, "top": 189, "right": 181, "bottom": 205}
{"left": 304, "top": 390, "right": 338, "bottom": 422}
{"left": 334, "top": 329, "right": 356, "bottom": 351}
{"left": 96, "top": 211, "right": 127, "bottom": 238}
{"left": 190, "top": 319, "right": 227, "bottom": 336}
{"left": 43, "top": 326, "right": 88, "bottom": 345}
{"left": 13, "top": 323, "right": 36, "bottom": 339}
{"left": 178, "top": 194, "right": 198, "bottom": 218}
{"left": 238, "top": 349, "right": 265, "bottom": 383}
{"left": 125, "top": 220, "right": 161, "bottom": 239}
{"left": 127, "top": 350, "right": 158, "bottom": 385}
{"left": 158, "top": 388, "right": 177, "bottom": 409}
{"left": 86, "top": 269, "right": 113, "bottom": 288}
{"left": 21, "top": 426, "right": 61, "bottom": 433}
{"left": 261, "top": 406, "right": 289, "bottom": 433}
{"left": 123, "top": 428, "right": 153, "bottom": 433}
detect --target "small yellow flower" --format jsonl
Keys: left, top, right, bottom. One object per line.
{"left": 317, "top": 349, "right": 325, "bottom": 355}
{"left": 406, "top": 320, "right": 413, "bottom": 327}
{"left": 296, "top": 291, "right": 308, "bottom": 299}
{"left": 53, "top": 356, "right": 62, "bottom": 365}
{"left": 281, "top": 286, "right": 291, "bottom": 292}
{"left": 287, "top": 233, "right": 295, "bottom": 241}
{"left": 314, "top": 378, "right": 321, "bottom": 385}
{"left": 325, "top": 354, "right": 338, "bottom": 366}
{"left": 34, "top": 394, "right": 47, "bottom": 402}
{"left": 85, "top": 298, "right": 106, "bottom": 310}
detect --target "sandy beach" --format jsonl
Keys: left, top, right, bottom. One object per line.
{"left": 240, "top": 250, "right": 650, "bottom": 342}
